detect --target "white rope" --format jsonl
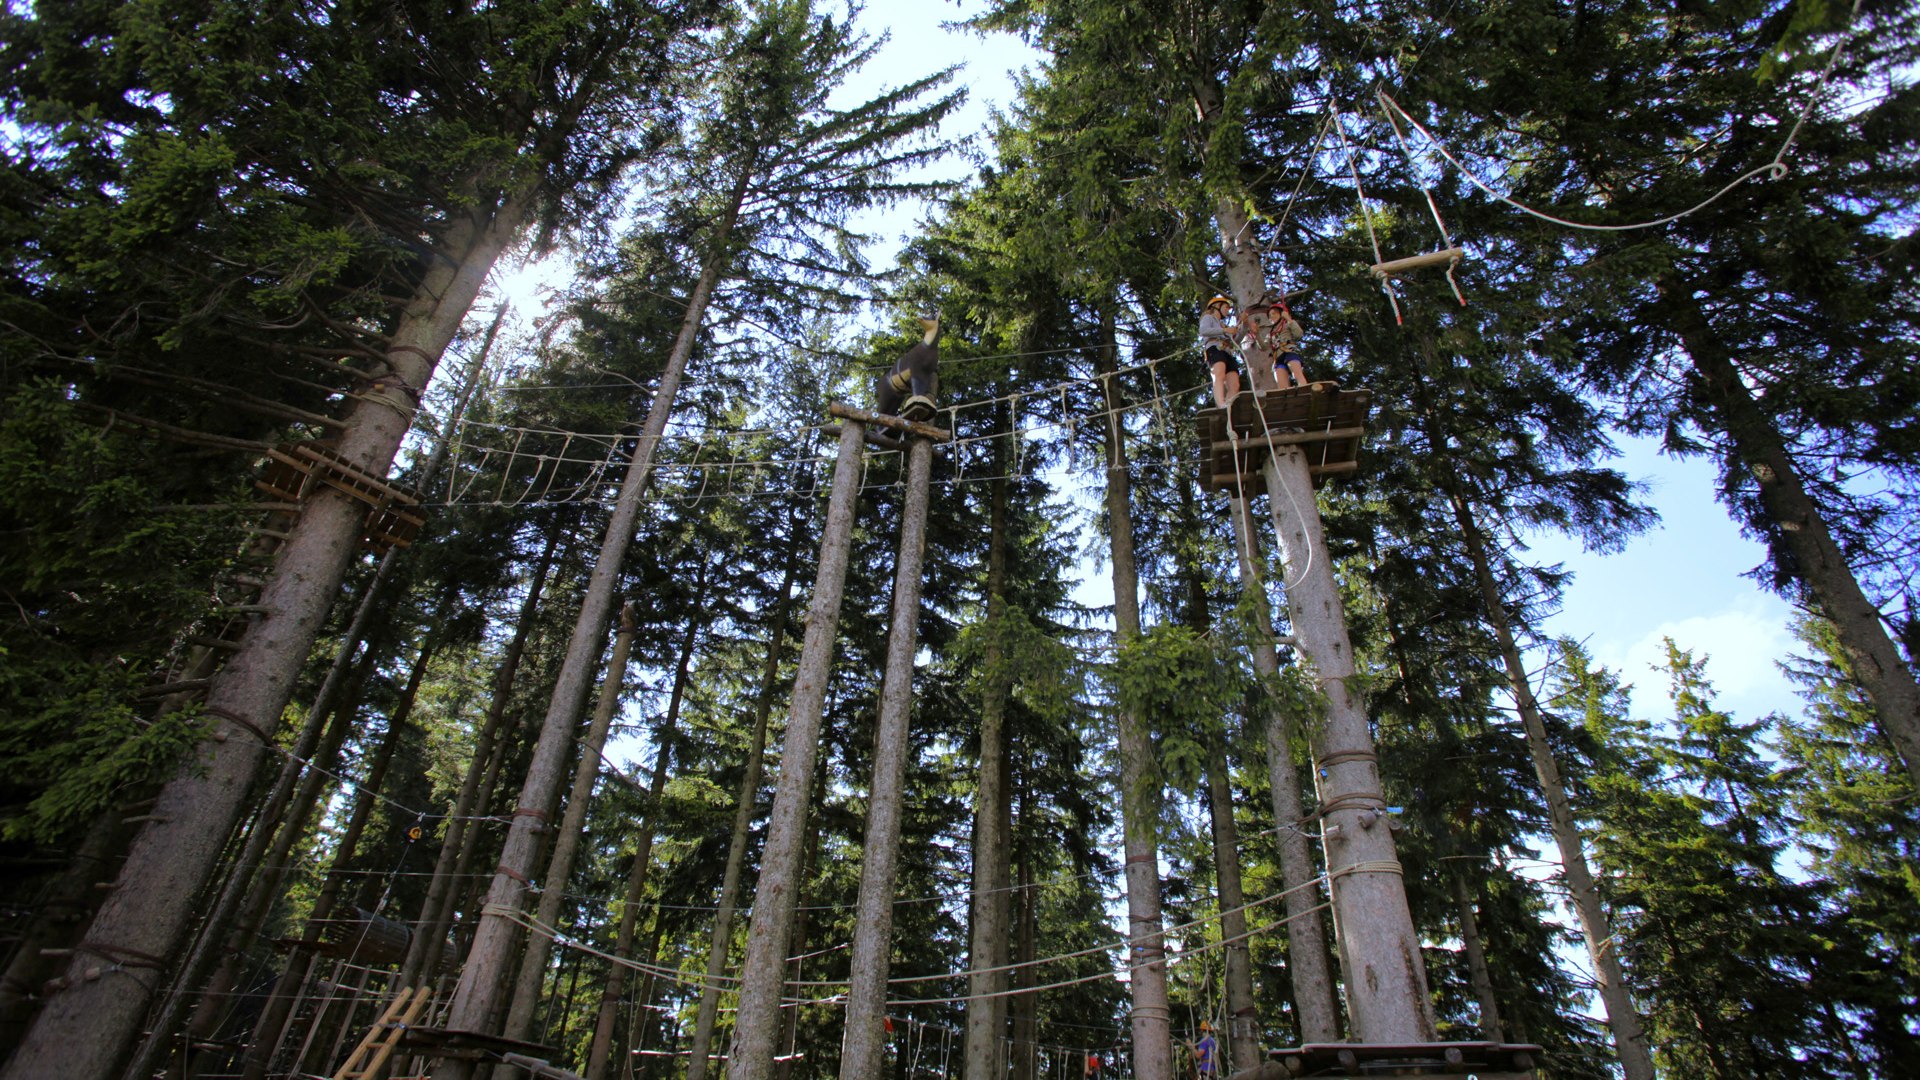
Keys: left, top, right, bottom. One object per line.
{"left": 1372, "top": 1, "right": 1862, "bottom": 235}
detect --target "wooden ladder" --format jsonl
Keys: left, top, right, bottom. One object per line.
{"left": 333, "top": 985, "right": 432, "bottom": 1080}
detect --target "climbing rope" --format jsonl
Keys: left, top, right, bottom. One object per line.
{"left": 1371, "top": 0, "right": 1863, "bottom": 234}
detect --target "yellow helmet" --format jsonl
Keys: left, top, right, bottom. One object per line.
{"left": 1200, "top": 1021, "right": 1213, "bottom": 1032}
{"left": 1206, "top": 295, "right": 1232, "bottom": 311}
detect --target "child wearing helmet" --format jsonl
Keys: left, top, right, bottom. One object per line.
{"left": 1271, "top": 299, "right": 1308, "bottom": 389}
{"left": 1191, "top": 1022, "right": 1219, "bottom": 1075}
{"left": 1199, "top": 296, "right": 1241, "bottom": 408}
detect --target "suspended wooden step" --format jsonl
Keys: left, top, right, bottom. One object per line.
{"left": 1195, "top": 382, "right": 1371, "bottom": 496}
{"left": 256, "top": 440, "right": 427, "bottom": 552}
{"left": 1244, "top": 1040, "right": 1542, "bottom": 1078}
{"left": 1369, "top": 246, "right": 1464, "bottom": 279}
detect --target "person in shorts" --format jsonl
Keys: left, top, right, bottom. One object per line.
{"left": 1200, "top": 295, "right": 1241, "bottom": 408}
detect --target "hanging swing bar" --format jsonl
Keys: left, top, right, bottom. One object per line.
{"left": 1335, "top": 92, "right": 1471, "bottom": 325}
{"left": 1376, "top": 88, "right": 1468, "bottom": 311}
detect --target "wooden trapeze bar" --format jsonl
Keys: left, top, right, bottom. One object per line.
{"left": 1369, "top": 246, "right": 1465, "bottom": 278}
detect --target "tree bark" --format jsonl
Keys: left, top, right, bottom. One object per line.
{"left": 966, "top": 452, "right": 1014, "bottom": 1080}
{"left": 1009, "top": 799, "right": 1037, "bottom": 1080}
{"left": 434, "top": 170, "right": 749, "bottom": 1080}
{"left": 1225, "top": 502, "right": 1341, "bottom": 1043}
{"left": 774, "top": 763, "right": 831, "bottom": 1080}
{"left": 1191, "top": 101, "right": 1435, "bottom": 1039}
{"left": 840, "top": 434, "right": 936, "bottom": 1080}
{"left": 728, "top": 420, "right": 867, "bottom": 1080}
{"left": 1092, "top": 309, "right": 1174, "bottom": 1080}
{"left": 404, "top": 523, "right": 564, "bottom": 985}
{"left": 1262, "top": 447, "right": 1434, "bottom": 1044}
{"left": 160, "top": 570, "right": 406, "bottom": 1080}
{"left": 576, "top": 609, "right": 697, "bottom": 1077}
{"left": 1203, "top": 741, "right": 1260, "bottom": 1070}
{"left": 584, "top": 854, "right": 649, "bottom": 1080}
{"left": 1447, "top": 868, "right": 1505, "bottom": 1043}
{"left": 1666, "top": 285, "right": 1920, "bottom": 792}
{"left": 686, "top": 536, "right": 802, "bottom": 1080}
{"left": 502, "top": 601, "right": 642, "bottom": 1043}
{"left": 2, "top": 185, "right": 525, "bottom": 1080}
{"left": 0, "top": 809, "right": 136, "bottom": 1061}
{"left": 237, "top": 635, "right": 439, "bottom": 1080}
{"left": 1446, "top": 485, "right": 1655, "bottom": 1079}
{"left": 213, "top": 641, "right": 382, "bottom": 1075}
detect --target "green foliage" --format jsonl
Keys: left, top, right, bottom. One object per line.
{"left": 1583, "top": 641, "right": 1856, "bottom": 1078}
{"left": 0, "top": 384, "right": 237, "bottom": 841}
{"left": 1112, "top": 625, "right": 1234, "bottom": 791}
{"left": 952, "top": 603, "right": 1083, "bottom": 726}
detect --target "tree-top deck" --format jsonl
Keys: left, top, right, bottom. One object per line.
{"left": 1195, "top": 382, "right": 1372, "bottom": 496}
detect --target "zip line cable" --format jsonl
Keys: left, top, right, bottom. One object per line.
{"left": 485, "top": 866, "right": 1342, "bottom": 1008}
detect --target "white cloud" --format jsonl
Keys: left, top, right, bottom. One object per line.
{"left": 1594, "top": 597, "right": 1800, "bottom": 722}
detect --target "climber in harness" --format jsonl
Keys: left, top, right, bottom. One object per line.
{"left": 1266, "top": 298, "right": 1308, "bottom": 389}
{"left": 1199, "top": 296, "right": 1241, "bottom": 408}
{"left": 1190, "top": 1021, "right": 1219, "bottom": 1077}
{"left": 876, "top": 316, "right": 940, "bottom": 422}
{"left": 1235, "top": 299, "right": 1306, "bottom": 395}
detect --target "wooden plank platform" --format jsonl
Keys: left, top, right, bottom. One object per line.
{"left": 255, "top": 440, "right": 427, "bottom": 552}
{"left": 1261, "top": 1040, "right": 1541, "bottom": 1078}
{"left": 394, "top": 1027, "right": 560, "bottom": 1063}
{"left": 1195, "top": 382, "right": 1371, "bottom": 496}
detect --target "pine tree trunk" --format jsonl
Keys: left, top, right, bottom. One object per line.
{"left": 729, "top": 421, "right": 867, "bottom": 1080}
{"left": 154, "top": 582, "right": 401, "bottom": 1080}
{"left": 237, "top": 636, "right": 438, "bottom": 1080}
{"left": 841, "top": 434, "right": 936, "bottom": 1080}
{"left": 1092, "top": 309, "right": 1174, "bottom": 1080}
{"left": 503, "top": 601, "right": 644, "bottom": 1043}
{"left": 686, "top": 538, "right": 802, "bottom": 1080}
{"left": 584, "top": 855, "right": 649, "bottom": 1080}
{"left": 2, "top": 185, "right": 524, "bottom": 1080}
{"left": 434, "top": 175, "right": 749, "bottom": 1080}
{"left": 1226, "top": 502, "right": 1341, "bottom": 1043}
{"left": 0, "top": 808, "right": 136, "bottom": 1060}
{"left": 1447, "top": 869, "right": 1505, "bottom": 1043}
{"left": 1194, "top": 111, "right": 1435, "bottom": 1040}
{"left": 569, "top": 608, "right": 696, "bottom": 1079}
{"left": 1665, "top": 285, "right": 1920, "bottom": 792}
{"left": 1009, "top": 807, "right": 1037, "bottom": 1080}
{"left": 1447, "top": 486, "right": 1655, "bottom": 1079}
{"left": 216, "top": 643, "right": 383, "bottom": 1074}
{"left": 966, "top": 456, "right": 1015, "bottom": 1080}
{"left": 1203, "top": 741, "right": 1260, "bottom": 1069}
{"left": 775, "top": 766, "right": 831, "bottom": 1080}
{"left": 1261, "top": 447, "right": 1434, "bottom": 1044}
{"left": 404, "top": 524, "right": 565, "bottom": 984}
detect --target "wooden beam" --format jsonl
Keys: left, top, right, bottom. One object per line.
{"left": 1225, "top": 426, "right": 1365, "bottom": 451}
{"left": 827, "top": 401, "right": 953, "bottom": 442}
{"left": 821, "top": 424, "right": 908, "bottom": 452}
{"left": 1370, "top": 247, "right": 1465, "bottom": 277}
{"left": 1308, "top": 461, "right": 1360, "bottom": 478}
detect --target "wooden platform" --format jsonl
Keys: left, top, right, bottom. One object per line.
{"left": 1261, "top": 1040, "right": 1542, "bottom": 1078}
{"left": 1195, "top": 382, "right": 1371, "bottom": 496}
{"left": 394, "top": 1027, "right": 560, "bottom": 1063}
{"left": 257, "top": 440, "right": 427, "bottom": 552}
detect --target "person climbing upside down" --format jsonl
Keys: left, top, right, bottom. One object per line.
{"left": 876, "top": 316, "right": 940, "bottom": 421}
{"left": 1199, "top": 295, "right": 1241, "bottom": 408}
